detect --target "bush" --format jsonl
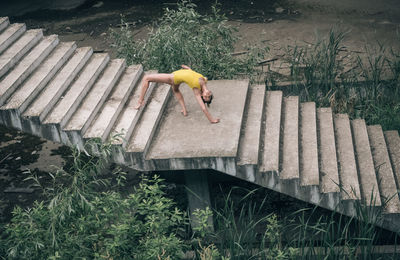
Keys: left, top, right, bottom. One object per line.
{"left": 0, "top": 139, "right": 186, "bottom": 259}
{"left": 110, "top": 0, "right": 268, "bottom": 81}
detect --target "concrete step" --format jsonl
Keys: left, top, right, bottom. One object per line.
{"left": 0, "top": 35, "right": 59, "bottom": 106}
{"left": 83, "top": 64, "right": 143, "bottom": 141}
{"left": 22, "top": 47, "right": 93, "bottom": 122}
{"left": 259, "top": 91, "right": 282, "bottom": 173}
{"left": 111, "top": 70, "right": 157, "bottom": 146}
{"left": 125, "top": 83, "right": 170, "bottom": 153}
{"left": 367, "top": 125, "right": 400, "bottom": 213}
{"left": 2, "top": 42, "right": 76, "bottom": 113}
{"left": 237, "top": 84, "right": 265, "bottom": 166}
{"left": 385, "top": 131, "right": 400, "bottom": 191}
{"left": 0, "top": 17, "right": 9, "bottom": 32}
{"left": 43, "top": 53, "right": 109, "bottom": 128}
{"left": 280, "top": 96, "right": 299, "bottom": 180}
{"left": 0, "top": 29, "right": 43, "bottom": 79}
{"left": 317, "top": 107, "right": 340, "bottom": 193}
{"left": 334, "top": 113, "right": 360, "bottom": 200}
{"left": 299, "top": 102, "right": 319, "bottom": 186}
{"left": 351, "top": 119, "right": 381, "bottom": 206}
{"left": 63, "top": 59, "right": 125, "bottom": 135}
{"left": 0, "top": 23, "right": 26, "bottom": 54}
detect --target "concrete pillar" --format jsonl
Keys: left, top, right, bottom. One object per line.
{"left": 184, "top": 170, "right": 214, "bottom": 232}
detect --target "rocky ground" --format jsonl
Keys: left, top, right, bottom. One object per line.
{"left": 1, "top": 0, "right": 400, "bottom": 223}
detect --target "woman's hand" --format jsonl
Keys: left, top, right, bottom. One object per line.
{"left": 210, "top": 118, "right": 220, "bottom": 124}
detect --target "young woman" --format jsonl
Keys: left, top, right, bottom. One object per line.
{"left": 134, "top": 65, "right": 220, "bottom": 124}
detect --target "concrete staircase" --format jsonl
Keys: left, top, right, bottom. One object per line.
{"left": 1, "top": 17, "right": 400, "bottom": 233}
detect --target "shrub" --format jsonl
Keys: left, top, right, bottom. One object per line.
{"left": 0, "top": 139, "right": 186, "bottom": 259}
{"left": 110, "top": 0, "right": 268, "bottom": 81}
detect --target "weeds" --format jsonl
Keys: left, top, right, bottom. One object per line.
{"left": 0, "top": 138, "right": 186, "bottom": 259}
{"left": 110, "top": 0, "right": 268, "bottom": 82}
{"left": 283, "top": 28, "right": 400, "bottom": 132}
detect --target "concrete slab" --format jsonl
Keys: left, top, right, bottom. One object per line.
{"left": 126, "top": 83, "right": 171, "bottom": 153}
{"left": 317, "top": 107, "right": 339, "bottom": 193}
{"left": 300, "top": 102, "right": 319, "bottom": 186}
{"left": 0, "top": 23, "right": 25, "bottom": 54}
{"left": 351, "top": 119, "right": 381, "bottom": 206}
{"left": 147, "top": 80, "right": 249, "bottom": 159}
{"left": 84, "top": 64, "right": 143, "bottom": 141}
{"left": 0, "top": 29, "right": 42, "bottom": 78}
{"left": 0, "top": 17, "right": 9, "bottom": 32}
{"left": 43, "top": 53, "right": 109, "bottom": 127}
{"left": 111, "top": 70, "right": 157, "bottom": 145}
{"left": 237, "top": 84, "right": 265, "bottom": 166}
{"left": 260, "top": 91, "right": 282, "bottom": 173}
{"left": 0, "top": 34, "right": 58, "bottom": 106}
{"left": 22, "top": 47, "right": 93, "bottom": 121}
{"left": 334, "top": 113, "right": 360, "bottom": 200}
{"left": 2, "top": 42, "right": 75, "bottom": 112}
{"left": 64, "top": 59, "right": 125, "bottom": 133}
{"left": 280, "top": 96, "right": 299, "bottom": 180}
{"left": 367, "top": 125, "right": 400, "bottom": 213}
{"left": 385, "top": 131, "right": 400, "bottom": 192}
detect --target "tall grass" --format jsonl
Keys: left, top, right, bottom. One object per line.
{"left": 190, "top": 187, "right": 399, "bottom": 259}
{"left": 283, "top": 28, "right": 400, "bottom": 131}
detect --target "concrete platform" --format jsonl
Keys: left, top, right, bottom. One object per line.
{"left": 147, "top": 80, "right": 249, "bottom": 160}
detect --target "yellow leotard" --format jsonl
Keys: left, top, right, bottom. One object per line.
{"left": 172, "top": 69, "right": 205, "bottom": 89}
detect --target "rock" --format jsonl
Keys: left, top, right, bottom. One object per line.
{"left": 92, "top": 1, "right": 104, "bottom": 8}
{"left": 15, "top": 157, "right": 21, "bottom": 160}
{"left": 100, "top": 32, "right": 107, "bottom": 37}
{"left": 275, "top": 7, "right": 285, "bottom": 14}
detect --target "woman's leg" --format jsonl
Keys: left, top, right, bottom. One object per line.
{"left": 135, "top": 73, "right": 174, "bottom": 109}
{"left": 172, "top": 84, "right": 188, "bottom": 116}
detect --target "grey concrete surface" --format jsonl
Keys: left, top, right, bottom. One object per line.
{"left": 43, "top": 53, "right": 108, "bottom": 126}
{"left": 111, "top": 70, "right": 157, "bottom": 146}
{"left": 300, "top": 102, "right": 319, "bottom": 186}
{"left": 0, "top": 29, "right": 42, "bottom": 78}
{"left": 368, "top": 125, "right": 400, "bottom": 213}
{"left": 260, "top": 91, "right": 282, "bottom": 173}
{"left": 64, "top": 59, "right": 125, "bottom": 133}
{"left": 127, "top": 83, "right": 171, "bottom": 153}
{"left": 0, "top": 35, "right": 59, "bottom": 107}
{"left": 0, "top": 23, "right": 25, "bottom": 54}
{"left": 385, "top": 131, "right": 400, "bottom": 192}
{"left": 334, "top": 114, "right": 360, "bottom": 200}
{"left": 147, "top": 80, "right": 249, "bottom": 159}
{"left": 23, "top": 47, "right": 93, "bottom": 121}
{"left": 351, "top": 119, "right": 381, "bottom": 206}
{"left": 317, "top": 107, "right": 339, "bottom": 193}
{"left": 2, "top": 42, "right": 76, "bottom": 112}
{"left": 184, "top": 170, "right": 214, "bottom": 231}
{"left": 0, "top": 17, "right": 9, "bottom": 32}
{"left": 237, "top": 84, "right": 265, "bottom": 166}
{"left": 84, "top": 64, "right": 143, "bottom": 141}
{"left": 281, "top": 96, "right": 299, "bottom": 180}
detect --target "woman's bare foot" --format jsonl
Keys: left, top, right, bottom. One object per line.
{"left": 134, "top": 101, "right": 144, "bottom": 110}
{"left": 181, "top": 109, "right": 188, "bottom": 116}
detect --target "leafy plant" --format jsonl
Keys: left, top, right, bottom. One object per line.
{"left": 110, "top": 0, "right": 268, "bottom": 81}
{"left": 0, "top": 138, "right": 186, "bottom": 259}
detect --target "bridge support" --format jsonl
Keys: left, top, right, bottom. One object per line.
{"left": 184, "top": 170, "right": 214, "bottom": 232}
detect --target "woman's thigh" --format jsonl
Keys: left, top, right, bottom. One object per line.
{"left": 145, "top": 73, "right": 174, "bottom": 85}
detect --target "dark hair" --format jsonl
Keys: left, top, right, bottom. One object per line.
{"left": 201, "top": 94, "right": 213, "bottom": 107}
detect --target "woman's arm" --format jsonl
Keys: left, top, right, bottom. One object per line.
{"left": 193, "top": 88, "right": 219, "bottom": 123}
{"left": 181, "top": 64, "right": 191, "bottom": 70}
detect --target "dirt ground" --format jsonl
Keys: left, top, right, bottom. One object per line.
{"left": 1, "top": 0, "right": 400, "bottom": 222}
